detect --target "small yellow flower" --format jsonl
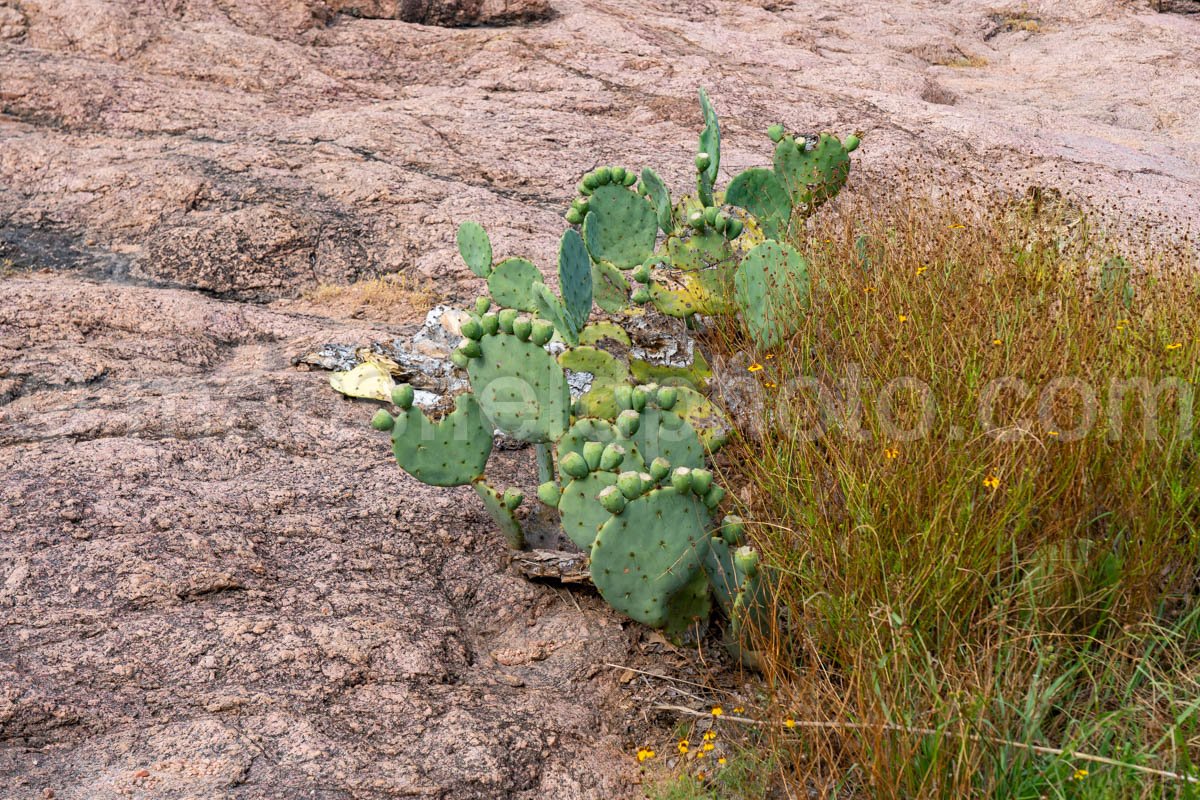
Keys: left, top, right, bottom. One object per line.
{"left": 983, "top": 474, "right": 1000, "bottom": 491}
{"left": 747, "top": 363, "right": 764, "bottom": 373}
{"left": 717, "top": 757, "right": 727, "bottom": 765}
{"left": 784, "top": 719, "right": 796, "bottom": 729}
{"left": 696, "top": 771, "right": 706, "bottom": 780}
{"left": 1073, "top": 768, "right": 1088, "bottom": 781}
{"left": 898, "top": 314, "right": 909, "bottom": 323}
{"left": 916, "top": 266, "right": 928, "bottom": 276}
{"left": 1116, "top": 320, "right": 1128, "bottom": 332}
{"left": 703, "top": 742, "right": 715, "bottom": 752}
{"left": 732, "top": 707, "right": 744, "bottom": 713}
{"left": 677, "top": 739, "right": 689, "bottom": 754}
{"left": 1166, "top": 342, "right": 1183, "bottom": 351}
{"left": 764, "top": 380, "right": 777, "bottom": 389}
{"left": 1047, "top": 430, "right": 1059, "bottom": 438}
{"left": 764, "top": 353, "right": 775, "bottom": 360}
{"left": 636, "top": 748, "right": 656, "bottom": 762}
{"left": 948, "top": 224, "right": 965, "bottom": 230}
{"left": 992, "top": 338, "right": 1002, "bottom": 346}
{"left": 703, "top": 731, "right": 717, "bottom": 742}
{"left": 863, "top": 285, "right": 876, "bottom": 294}
{"left": 711, "top": 706, "right": 723, "bottom": 717}
{"left": 884, "top": 447, "right": 899, "bottom": 460}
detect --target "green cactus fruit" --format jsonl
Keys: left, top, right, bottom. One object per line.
{"left": 558, "top": 228, "right": 593, "bottom": 331}
{"left": 617, "top": 470, "right": 644, "bottom": 500}
{"left": 577, "top": 180, "right": 592, "bottom": 196}
{"left": 457, "top": 221, "right": 493, "bottom": 278}
{"left": 497, "top": 308, "right": 518, "bottom": 334}
{"left": 703, "top": 206, "right": 718, "bottom": 227}
{"left": 630, "top": 386, "right": 647, "bottom": 412}
{"left": 688, "top": 210, "right": 705, "bottom": 231}
{"left": 461, "top": 318, "right": 483, "bottom": 341}
{"left": 696, "top": 88, "right": 721, "bottom": 207}
{"left": 502, "top": 487, "right": 524, "bottom": 511}
{"left": 481, "top": 312, "right": 500, "bottom": 336}
{"left": 844, "top": 134, "right": 861, "bottom": 152}
{"left": 734, "top": 239, "right": 811, "bottom": 348}
{"left": 691, "top": 468, "right": 714, "bottom": 495}
{"left": 565, "top": 207, "right": 584, "bottom": 225}
{"left": 767, "top": 123, "right": 785, "bottom": 143}
{"left": 537, "top": 480, "right": 562, "bottom": 507}
{"left": 450, "top": 350, "right": 469, "bottom": 369}
{"left": 725, "top": 217, "right": 744, "bottom": 239}
{"left": 622, "top": 171, "right": 637, "bottom": 187}
{"left": 597, "top": 484, "right": 627, "bottom": 515}
{"left": 388, "top": 394, "right": 493, "bottom": 487}
{"left": 561, "top": 451, "right": 589, "bottom": 480}
{"left": 695, "top": 152, "right": 711, "bottom": 172}
{"left": 530, "top": 318, "right": 555, "bottom": 346}
{"left": 475, "top": 296, "right": 491, "bottom": 315}
{"left": 488, "top": 258, "right": 542, "bottom": 313}
{"left": 773, "top": 132, "right": 855, "bottom": 213}
{"left": 631, "top": 287, "right": 650, "bottom": 305}
{"left": 631, "top": 263, "right": 651, "bottom": 284}
{"left": 473, "top": 480, "right": 524, "bottom": 549}
{"left": 512, "top": 316, "right": 533, "bottom": 342}
{"left": 582, "top": 440, "right": 605, "bottom": 471}
{"left": 370, "top": 409, "right": 394, "bottom": 431}
{"left": 611, "top": 166, "right": 627, "bottom": 184}
{"left": 671, "top": 466, "right": 693, "bottom": 494}
{"left": 725, "top": 167, "right": 792, "bottom": 241}
{"left": 591, "top": 484, "right": 714, "bottom": 627}
{"left": 466, "top": 326, "right": 571, "bottom": 442}
{"left": 639, "top": 168, "right": 674, "bottom": 233}
{"left": 703, "top": 484, "right": 726, "bottom": 510}
{"left": 591, "top": 260, "right": 630, "bottom": 313}
{"left": 663, "top": 568, "right": 713, "bottom": 640}
{"left": 532, "top": 283, "right": 580, "bottom": 346}
{"left": 583, "top": 172, "right": 601, "bottom": 191}
{"left": 391, "top": 384, "right": 415, "bottom": 410}
{"left": 582, "top": 183, "right": 658, "bottom": 270}
{"left": 560, "top": 470, "right": 620, "bottom": 549}
{"left": 600, "top": 443, "right": 626, "bottom": 471}
{"left": 594, "top": 166, "right": 612, "bottom": 185}
{"left": 613, "top": 385, "right": 634, "bottom": 410}
{"left": 557, "top": 417, "right": 642, "bottom": 480}
{"left": 721, "top": 514, "right": 746, "bottom": 545}
{"left": 649, "top": 457, "right": 671, "bottom": 482}
{"left": 656, "top": 386, "right": 678, "bottom": 410}
{"left": 713, "top": 212, "right": 728, "bottom": 233}
{"left": 458, "top": 339, "right": 482, "bottom": 359}
{"left": 572, "top": 197, "right": 590, "bottom": 214}
{"left": 734, "top": 545, "right": 759, "bottom": 575}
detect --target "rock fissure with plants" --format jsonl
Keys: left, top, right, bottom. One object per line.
{"left": 349, "top": 89, "right": 860, "bottom": 667}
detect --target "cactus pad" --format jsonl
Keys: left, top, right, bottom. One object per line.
{"left": 734, "top": 239, "right": 810, "bottom": 348}
{"left": 663, "top": 568, "right": 713, "bottom": 639}
{"left": 772, "top": 132, "right": 854, "bottom": 213}
{"left": 386, "top": 393, "right": 493, "bottom": 487}
{"left": 473, "top": 480, "right": 525, "bottom": 549}
{"left": 579, "top": 321, "right": 632, "bottom": 348}
{"left": 557, "top": 228, "right": 593, "bottom": 331}
{"left": 725, "top": 167, "right": 792, "bottom": 240}
{"left": 591, "top": 260, "right": 630, "bottom": 313}
{"left": 560, "top": 346, "right": 630, "bottom": 420}
{"left": 696, "top": 88, "right": 721, "bottom": 206}
{"left": 582, "top": 183, "right": 657, "bottom": 269}
{"left": 466, "top": 326, "right": 570, "bottom": 442}
{"left": 639, "top": 168, "right": 674, "bottom": 234}
{"left": 457, "top": 221, "right": 493, "bottom": 278}
{"left": 559, "top": 470, "right": 620, "bottom": 549}
{"left": 591, "top": 484, "right": 713, "bottom": 627}
{"left": 487, "top": 257, "right": 542, "bottom": 312}
{"left": 532, "top": 282, "right": 580, "bottom": 346}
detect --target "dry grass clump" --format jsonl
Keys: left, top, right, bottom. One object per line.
{"left": 704, "top": 192, "right": 1200, "bottom": 798}
{"left": 296, "top": 273, "right": 435, "bottom": 323}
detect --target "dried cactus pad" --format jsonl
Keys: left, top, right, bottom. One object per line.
{"left": 388, "top": 394, "right": 493, "bottom": 486}
{"left": 467, "top": 328, "right": 570, "bottom": 443}
{"left": 591, "top": 486, "right": 713, "bottom": 627}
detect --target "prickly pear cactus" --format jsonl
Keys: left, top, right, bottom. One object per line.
{"left": 370, "top": 387, "right": 492, "bottom": 487}
{"left": 734, "top": 239, "right": 811, "bottom": 349}
{"left": 772, "top": 130, "right": 860, "bottom": 214}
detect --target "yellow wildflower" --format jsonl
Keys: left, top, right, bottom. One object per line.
{"left": 948, "top": 224, "right": 965, "bottom": 230}
{"left": 1047, "top": 430, "right": 1059, "bottom": 438}
{"left": 711, "top": 706, "right": 723, "bottom": 717}
{"left": 677, "top": 739, "right": 689, "bottom": 754}
{"left": 884, "top": 447, "right": 899, "bottom": 460}
{"left": 703, "top": 731, "right": 717, "bottom": 742}
{"left": 992, "top": 338, "right": 1002, "bottom": 346}
{"left": 1116, "top": 320, "right": 1128, "bottom": 332}
{"left": 747, "top": 363, "right": 764, "bottom": 373}
{"left": 1073, "top": 768, "right": 1088, "bottom": 781}
{"left": 1167, "top": 342, "right": 1183, "bottom": 351}
{"left": 718, "top": 757, "right": 727, "bottom": 765}
{"left": 764, "top": 380, "right": 777, "bottom": 389}
{"left": 898, "top": 314, "right": 909, "bottom": 323}
{"left": 764, "top": 353, "right": 775, "bottom": 360}
{"left": 636, "top": 748, "right": 655, "bottom": 762}
{"left": 732, "top": 707, "right": 744, "bottom": 713}
{"left": 916, "top": 266, "right": 928, "bottom": 276}
{"left": 863, "top": 285, "right": 876, "bottom": 294}
{"left": 784, "top": 719, "right": 796, "bottom": 729}
{"left": 983, "top": 474, "right": 1000, "bottom": 491}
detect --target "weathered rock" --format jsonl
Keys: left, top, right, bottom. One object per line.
{"left": 329, "top": 0, "right": 554, "bottom": 26}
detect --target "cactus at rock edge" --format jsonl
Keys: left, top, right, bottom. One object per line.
{"left": 372, "top": 387, "right": 493, "bottom": 487}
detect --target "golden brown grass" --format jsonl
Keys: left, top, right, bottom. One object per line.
{"left": 295, "top": 273, "right": 436, "bottom": 323}
{"left": 699, "top": 193, "right": 1200, "bottom": 799}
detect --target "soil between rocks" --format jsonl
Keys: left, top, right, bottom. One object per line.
{"left": 1, "top": 0, "right": 1199, "bottom": 797}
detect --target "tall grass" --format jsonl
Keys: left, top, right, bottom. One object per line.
{"left": 707, "top": 193, "right": 1200, "bottom": 798}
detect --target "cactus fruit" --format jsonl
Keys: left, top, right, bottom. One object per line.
{"left": 383, "top": 393, "right": 493, "bottom": 487}
{"left": 734, "top": 239, "right": 811, "bottom": 349}
{"left": 465, "top": 320, "right": 571, "bottom": 442}
{"left": 582, "top": 183, "right": 658, "bottom": 269}
{"left": 473, "top": 480, "right": 525, "bottom": 549}
{"left": 591, "top": 481, "right": 714, "bottom": 627}
{"left": 767, "top": 123, "right": 785, "bottom": 143}
{"left": 457, "top": 221, "right": 493, "bottom": 278}
{"left": 725, "top": 167, "right": 792, "bottom": 240}
{"left": 537, "top": 480, "right": 562, "bottom": 507}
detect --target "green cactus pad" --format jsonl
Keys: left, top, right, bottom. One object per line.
{"left": 696, "top": 88, "right": 721, "bottom": 207}
{"left": 591, "top": 485, "right": 714, "bottom": 628}
{"left": 558, "top": 228, "right": 593, "bottom": 331}
{"left": 560, "top": 346, "right": 630, "bottom": 420}
{"left": 457, "top": 221, "right": 493, "bottom": 278}
{"left": 772, "top": 132, "right": 854, "bottom": 213}
{"left": 734, "top": 239, "right": 811, "bottom": 348}
{"left": 487, "top": 258, "right": 542, "bottom": 312}
{"left": 532, "top": 282, "right": 580, "bottom": 346}
{"left": 668, "top": 385, "right": 729, "bottom": 452}
{"left": 663, "top": 568, "right": 713, "bottom": 640}
{"left": 629, "top": 351, "right": 712, "bottom": 393}
{"left": 648, "top": 268, "right": 733, "bottom": 317}
{"left": 582, "top": 183, "right": 657, "bottom": 269}
{"left": 559, "top": 470, "right": 619, "bottom": 549}
{"left": 467, "top": 328, "right": 570, "bottom": 442}
{"left": 579, "top": 321, "right": 632, "bottom": 348}
{"left": 725, "top": 167, "right": 792, "bottom": 240}
{"left": 626, "top": 406, "right": 705, "bottom": 471}
{"left": 388, "top": 393, "right": 493, "bottom": 487}
{"left": 473, "top": 480, "right": 525, "bottom": 550}
{"left": 666, "top": 229, "right": 733, "bottom": 272}
{"left": 639, "top": 168, "right": 674, "bottom": 234}
{"left": 591, "top": 260, "right": 630, "bottom": 314}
